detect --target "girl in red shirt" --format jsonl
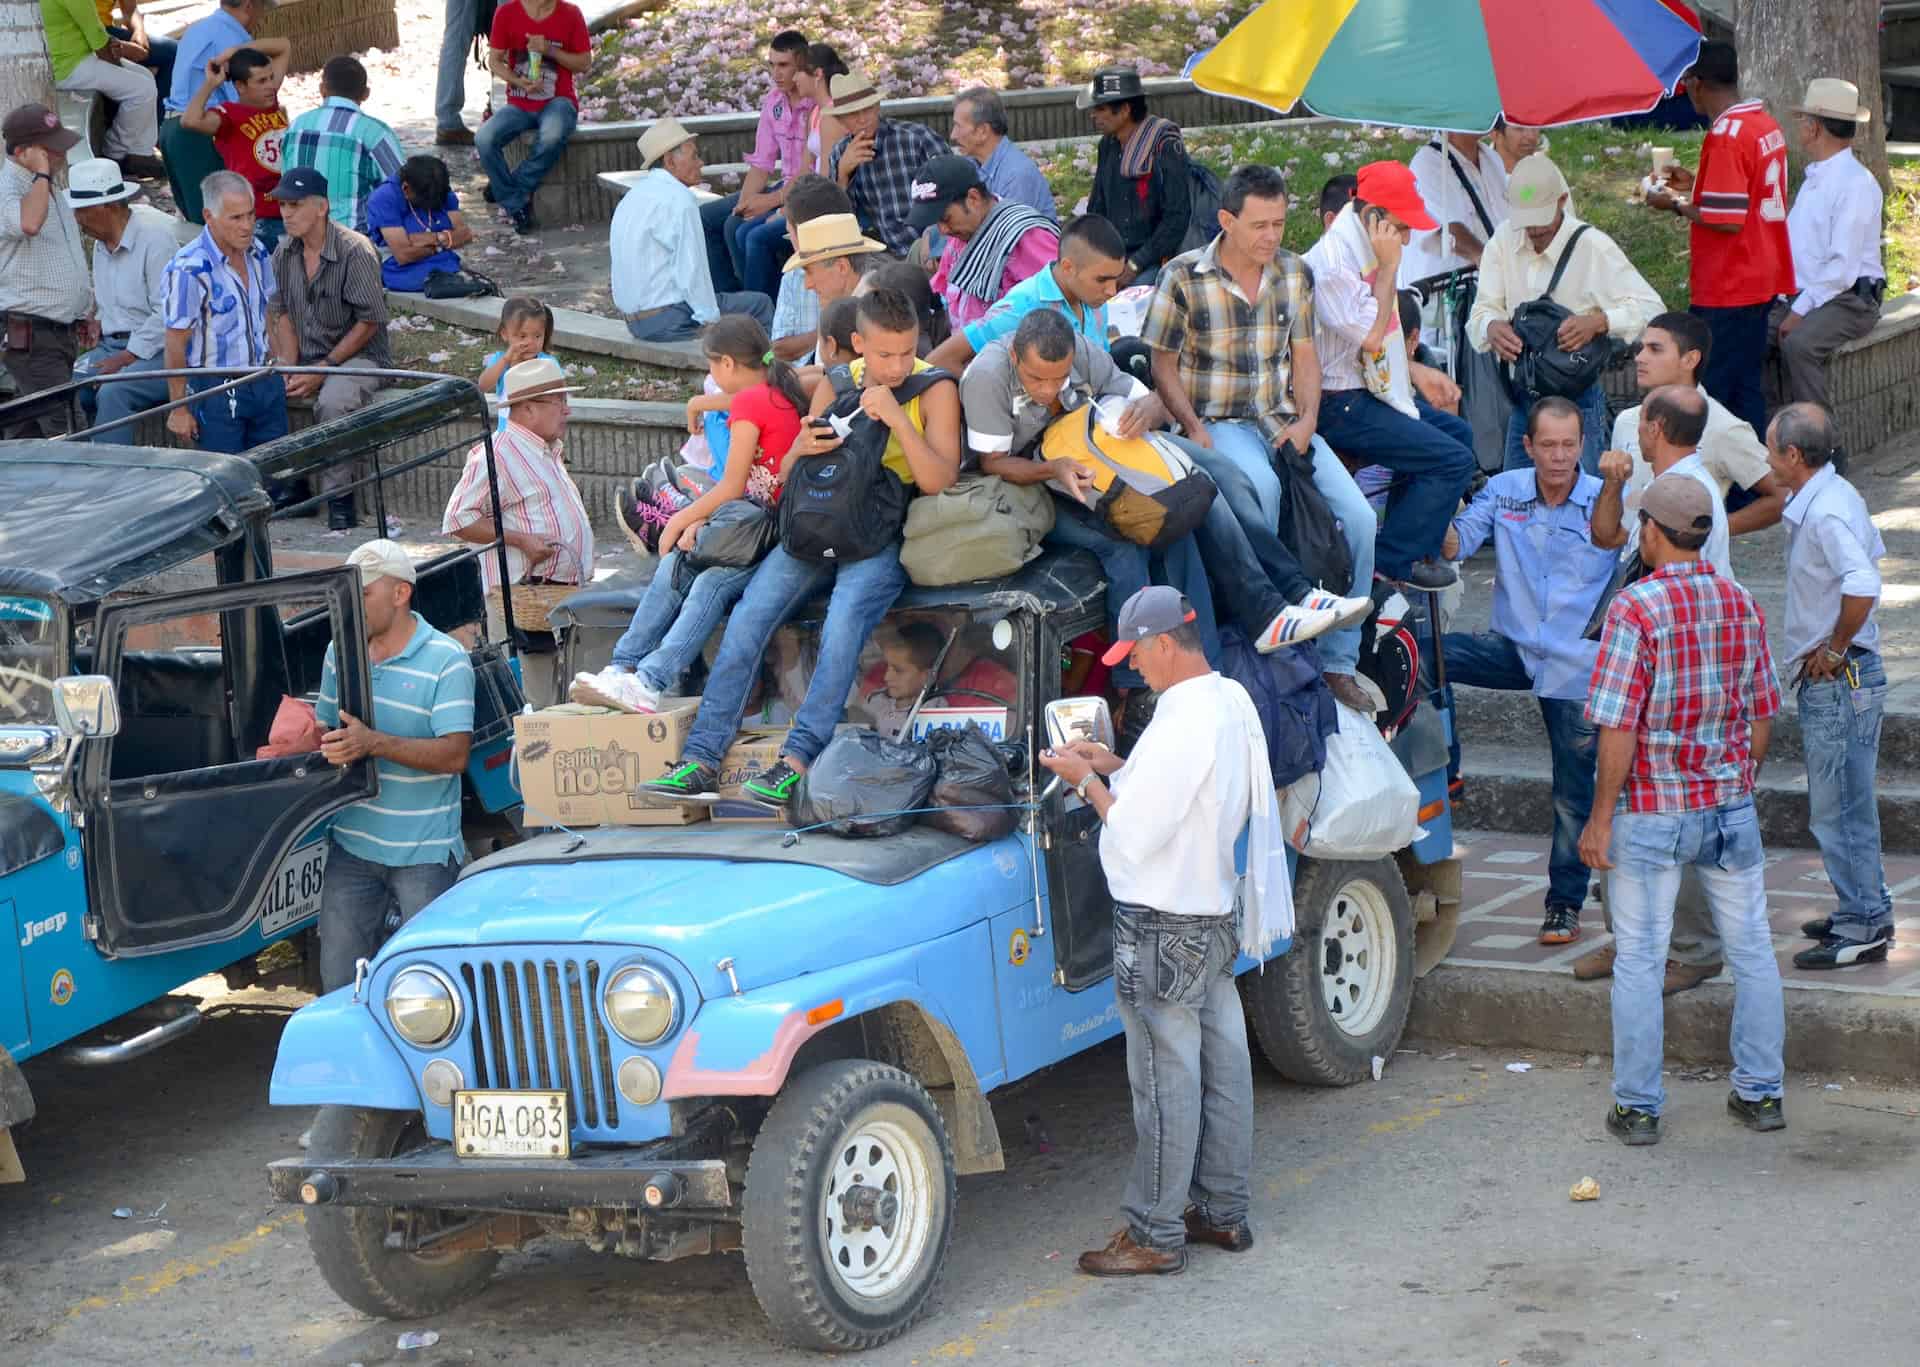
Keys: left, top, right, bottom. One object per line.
{"left": 573, "top": 318, "right": 806, "bottom": 713}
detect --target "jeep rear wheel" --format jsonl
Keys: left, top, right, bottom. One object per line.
{"left": 304, "top": 1107, "right": 498, "bottom": 1319}
{"left": 742, "top": 1060, "right": 955, "bottom": 1352}
{"left": 1243, "top": 855, "right": 1415, "bottom": 1086}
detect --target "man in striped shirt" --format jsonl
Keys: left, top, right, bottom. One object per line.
{"left": 281, "top": 56, "right": 404, "bottom": 235}
{"left": 315, "top": 539, "right": 475, "bottom": 992}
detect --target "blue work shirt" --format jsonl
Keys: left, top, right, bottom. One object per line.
{"left": 364, "top": 176, "right": 463, "bottom": 291}
{"left": 1449, "top": 469, "right": 1617, "bottom": 700}
{"left": 980, "top": 137, "right": 1059, "bottom": 222}
{"left": 168, "top": 8, "right": 251, "bottom": 113}
{"left": 161, "top": 227, "right": 275, "bottom": 368}
{"left": 961, "top": 262, "right": 1109, "bottom": 355}
{"left": 317, "top": 612, "right": 476, "bottom": 867}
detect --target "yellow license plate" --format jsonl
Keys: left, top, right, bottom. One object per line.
{"left": 453, "top": 1090, "right": 570, "bottom": 1158}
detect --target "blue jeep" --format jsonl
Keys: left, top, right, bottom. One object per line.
{"left": 266, "top": 553, "right": 1464, "bottom": 1351}
{"left": 0, "top": 380, "right": 527, "bottom": 1183}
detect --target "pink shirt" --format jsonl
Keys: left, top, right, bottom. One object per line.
{"left": 442, "top": 421, "right": 594, "bottom": 591}
{"left": 930, "top": 224, "right": 1058, "bottom": 328}
{"left": 747, "top": 86, "right": 815, "bottom": 178}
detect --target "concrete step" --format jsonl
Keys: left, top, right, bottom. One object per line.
{"left": 1453, "top": 742, "right": 1920, "bottom": 855}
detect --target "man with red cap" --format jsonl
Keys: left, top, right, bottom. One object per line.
{"left": 1304, "top": 160, "right": 1477, "bottom": 591}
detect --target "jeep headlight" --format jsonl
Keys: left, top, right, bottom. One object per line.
{"left": 386, "top": 966, "right": 459, "bottom": 1048}
{"left": 603, "top": 964, "right": 676, "bottom": 1045}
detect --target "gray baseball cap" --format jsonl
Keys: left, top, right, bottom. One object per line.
{"left": 1101, "top": 585, "right": 1196, "bottom": 666}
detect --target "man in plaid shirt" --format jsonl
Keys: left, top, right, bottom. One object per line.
{"left": 825, "top": 69, "right": 947, "bottom": 256}
{"left": 281, "top": 57, "right": 403, "bottom": 235}
{"left": 1579, "top": 473, "right": 1786, "bottom": 1147}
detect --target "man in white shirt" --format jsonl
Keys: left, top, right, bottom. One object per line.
{"left": 64, "top": 158, "right": 176, "bottom": 443}
{"left": 1607, "top": 311, "right": 1787, "bottom": 529}
{"left": 1469, "top": 154, "right": 1663, "bottom": 475}
{"left": 613, "top": 120, "right": 773, "bottom": 343}
{"left": 1769, "top": 79, "right": 1885, "bottom": 413}
{"left": 1768, "top": 402, "right": 1893, "bottom": 971}
{"left": 1401, "top": 131, "right": 1506, "bottom": 285}
{"left": 1038, "top": 585, "right": 1290, "bottom": 1279}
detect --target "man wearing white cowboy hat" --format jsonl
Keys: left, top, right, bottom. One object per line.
{"left": 65, "top": 157, "right": 179, "bottom": 442}
{"left": 612, "top": 118, "right": 773, "bottom": 343}
{"left": 825, "top": 66, "right": 945, "bottom": 254}
{"left": 1769, "top": 77, "right": 1885, "bottom": 415}
{"left": 783, "top": 209, "right": 886, "bottom": 303}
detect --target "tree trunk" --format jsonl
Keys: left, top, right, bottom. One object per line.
{"left": 1736, "top": 0, "right": 1888, "bottom": 188}
{"left": 0, "top": 1, "right": 52, "bottom": 115}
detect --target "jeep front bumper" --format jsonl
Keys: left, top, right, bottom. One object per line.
{"left": 268, "top": 1147, "right": 732, "bottom": 1213}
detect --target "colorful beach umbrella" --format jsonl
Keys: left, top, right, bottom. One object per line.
{"left": 1187, "top": 0, "right": 1705, "bottom": 131}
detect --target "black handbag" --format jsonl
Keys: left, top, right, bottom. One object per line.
{"left": 424, "top": 267, "right": 499, "bottom": 300}
{"left": 1274, "top": 438, "right": 1354, "bottom": 595}
{"left": 1583, "top": 547, "right": 1648, "bottom": 641}
{"left": 679, "top": 498, "right": 777, "bottom": 574}
{"left": 1503, "top": 224, "right": 1614, "bottom": 402}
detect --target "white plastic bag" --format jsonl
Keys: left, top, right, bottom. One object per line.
{"left": 1280, "top": 702, "right": 1421, "bottom": 858}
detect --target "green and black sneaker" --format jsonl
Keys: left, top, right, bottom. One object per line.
{"left": 742, "top": 757, "right": 804, "bottom": 809}
{"left": 637, "top": 760, "right": 719, "bottom": 805}
{"left": 1606, "top": 1103, "right": 1661, "bottom": 1146}
{"left": 1727, "top": 1091, "right": 1786, "bottom": 1133}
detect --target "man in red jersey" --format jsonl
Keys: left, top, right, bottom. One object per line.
{"left": 1645, "top": 40, "right": 1794, "bottom": 446}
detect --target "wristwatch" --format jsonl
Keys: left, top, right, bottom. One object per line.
{"left": 1074, "top": 774, "right": 1095, "bottom": 800}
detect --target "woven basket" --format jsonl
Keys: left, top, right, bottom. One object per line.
{"left": 487, "top": 581, "right": 580, "bottom": 637}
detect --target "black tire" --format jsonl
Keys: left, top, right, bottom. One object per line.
{"left": 303, "top": 1106, "right": 499, "bottom": 1319}
{"left": 1242, "top": 855, "right": 1416, "bottom": 1086}
{"left": 742, "top": 1060, "right": 955, "bottom": 1352}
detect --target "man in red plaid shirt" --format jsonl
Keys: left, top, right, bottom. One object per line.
{"left": 1578, "top": 474, "right": 1786, "bottom": 1147}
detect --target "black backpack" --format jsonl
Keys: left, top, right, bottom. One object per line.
{"left": 778, "top": 365, "right": 952, "bottom": 565}
{"left": 1179, "top": 160, "right": 1225, "bottom": 253}
{"left": 1274, "top": 439, "right": 1355, "bottom": 595}
{"left": 1503, "top": 224, "right": 1615, "bottom": 402}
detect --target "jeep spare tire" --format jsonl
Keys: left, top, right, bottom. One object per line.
{"left": 1242, "top": 855, "right": 1416, "bottom": 1086}
{"left": 743, "top": 1059, "right": 955, "bottom": 1352}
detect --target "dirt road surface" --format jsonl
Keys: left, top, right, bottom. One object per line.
{"left": 3, "top": 986, "right": 1918, "bottom": 1365}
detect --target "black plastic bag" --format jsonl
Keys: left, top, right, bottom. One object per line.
{"left": 1274, "top": 439, "right": 1355, "bottom": 595}
{"left": 790, "top": 729, "right": 937, "bottom": 838}
{"left": 921, "top": 724, "right": 1017, "bottom": 841}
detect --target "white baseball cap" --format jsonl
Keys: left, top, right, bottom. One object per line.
{"left": 346, "top": 538, "right": 417, "bottom": 586}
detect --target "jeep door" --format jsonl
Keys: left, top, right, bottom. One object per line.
{"left": 1037, "top": 609, "right": 1117, "bottom": 991}
{"left": 75, "top": 569, "right": 377, "bottom": 956}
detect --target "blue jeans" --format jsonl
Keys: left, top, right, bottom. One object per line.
{"left": 476, "top": 99, "right": 578, "bottom": 215}
{"left": 79, "top": 350, "right": 169, "bottom": 443}
{"left": 1606, "top": 798, "right": 1784, "bottom": 1115}
{"left": 699, "top": 193, "right": 743, "bottom": 294}
{"left": 1441, "top": 632, "right": 1596, "bottom": 909}
{"left": 610, "top": 552, "right": 757, "bottom": 693}
{"left": 1502, "top": 382, "right": 1610, "bottom": 476}
{"left": 728, "top": 209, "right": 789, "bottom": 299}
{"left": 625, "top": 291, "right": 773, "bottom": 343}
{"left": 1113, "top": 903, "right": 1253, "bottom": 1251}
{"left": 682, "top": 542, "right": 907, "bottom": 769}
{"left": 1690, "top": 301, "right": 1771, "bottom": 437}
{"left": 1798, "top": 651, "right": 1892, "bottom": 941}
{"left": 1044, "top": 500, "right": 1217, "bottom": 690}
{"left": 318, "top": 843, "right": 460, "bottom": 993}
{"left": 1317, "top": 390, "right": 1476, "bottom": 582}
{"left": 435, "top": 0, "right": 479, "bottom": 130}
{"left": 1199, "top": 420, "right": 1282, "bottom": 526}
{"left": 189, "top": 373, "right": 287, "bottom": 455}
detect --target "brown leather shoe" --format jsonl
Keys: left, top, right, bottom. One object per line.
{"left": 1664, "top": 959, "right": 1723, "bottom": 996}
{"left": 115, "top": 152, "right": 167, "bottom": 180}
{"left": 435, "top": 126, "right": 475, "bottom": 145}
{"left": 1077, "top": 1228, "right": 1186, "bottom": 1277}
{"left": 1571, "top": 942, "right": 1616, "bottom": 980}
{"left": 1323, "top": 671, "right": 1378, "bottom": 714}
{"left": 1183, "top": 1208, "right": 1253, "bottom": 1252}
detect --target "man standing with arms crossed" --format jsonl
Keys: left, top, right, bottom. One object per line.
{"left": 1579, "top": 474, "right": 1786, "bottom": 1147}
{"left": 1038, "top": 586, "right": 1292, "bottom": 1275}
{"left": 1768, "top": 403, "right": 1894, "bottom": 971}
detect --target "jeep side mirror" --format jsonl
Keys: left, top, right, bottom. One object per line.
{"left": 52, "top": 675, "right": 120, "bottom": 740}
{"left": 1043, "top": 696, "right": 1113, "bottom": 753}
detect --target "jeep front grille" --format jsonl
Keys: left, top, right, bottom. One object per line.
{"left": 458, "top": 957, "right": 620, "bottom": 1131}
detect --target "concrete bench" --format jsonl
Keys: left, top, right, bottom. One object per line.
{"left": 594, "top": 166, "right": 740, "bottom": 204}
{"left": 384, "top": 290, "right": 710, "bottom": 371}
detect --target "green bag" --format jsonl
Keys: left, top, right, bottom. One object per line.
{"left": 898, "top": 474, "right": 1055, "bottom": 587}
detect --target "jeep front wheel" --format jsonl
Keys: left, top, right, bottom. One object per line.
{"left": 742, "top": 1060, "right": 955, "bottom": 1352}
{"left": 303, "top": 1106, "right": 499, "bottom": 1318}
{"left": 1242, "top": 855, "right": 1415, "bottom": 1086}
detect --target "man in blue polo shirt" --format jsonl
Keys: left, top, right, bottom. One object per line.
{"left": 927, "top": 211, "right": 1125, "bottom": 371}
{"left": 314, "top": 539, "right": 476, "bottom": 992}
{"left": 1440, "top": 397, "right": 1619, "bottom": 948}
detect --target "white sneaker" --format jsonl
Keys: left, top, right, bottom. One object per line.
{"left": 1254, "top": 604, "right": 1337, "bottom": 652}
{"left": 1298, "top": 589, "right": 1374, "bottom": 631}
{"left": 569, "top": 667, "right": 659, "bottom": 713}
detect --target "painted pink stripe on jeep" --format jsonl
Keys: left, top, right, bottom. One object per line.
{"left": 659, "top": 1009, "right": 818, "bottom": 1099}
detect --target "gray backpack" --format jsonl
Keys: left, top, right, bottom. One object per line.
{"left": 898, "top": 474, "right": 1055, "bottom": 587}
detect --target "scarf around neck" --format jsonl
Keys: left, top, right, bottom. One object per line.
{"left": 948, "top": 200, "right": 1059, "bottom": 305}
{"left": 1118, "top": 115, "right": 1182, "bottom": 179}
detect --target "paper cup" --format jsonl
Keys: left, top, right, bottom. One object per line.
{"left": 1651, "top": 147, "right": 1675, "bottom": 175}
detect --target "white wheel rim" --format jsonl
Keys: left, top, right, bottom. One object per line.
{"left": 1317, "top": 877, "right": 1396, "bottom": 1037}
{"left": 821, "top": 1116, "right": 935, "bottom": 1301}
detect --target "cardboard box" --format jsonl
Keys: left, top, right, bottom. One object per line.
{"left": 513, "top": 701, "right": 708, "bottom": 827}
{"left": 713, "top": 729, "right": 790, "bottom": 823}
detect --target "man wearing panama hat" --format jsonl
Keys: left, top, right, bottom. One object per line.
{"left": 65, "top": 157, "right": 178, "bottom": 442}
{"left": 825, "top": 67, "right": 945, "bottom": 254}
{"left": 611, "top": 119, "right": 773, "bottom": 343}
{"left": 1769, "top": 77, "right": 1885, "bottom": 414}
